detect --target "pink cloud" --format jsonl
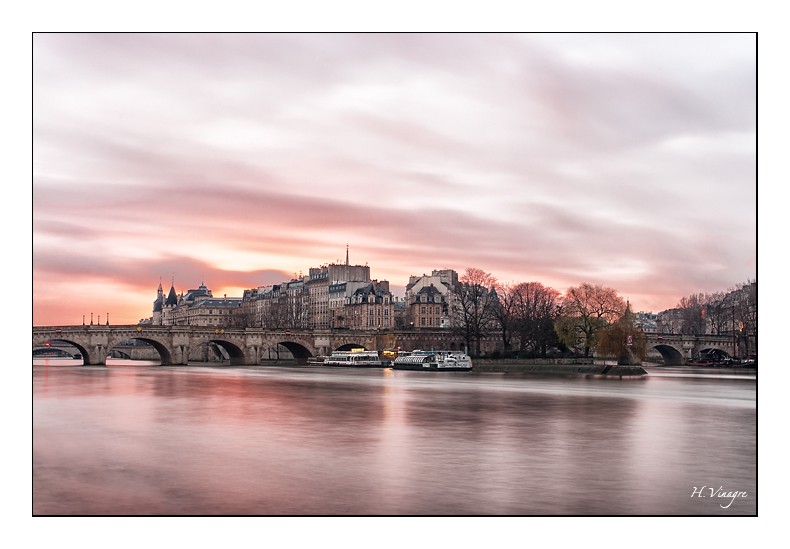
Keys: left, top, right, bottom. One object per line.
{"left": 33, "top": 33, "right": 756, "bottom": 325}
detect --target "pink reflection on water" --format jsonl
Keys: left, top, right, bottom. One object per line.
{"left": 33, "top": 365, "right": 756, "bottom": 515}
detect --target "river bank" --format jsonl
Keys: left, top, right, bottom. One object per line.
{"left": 471, "top": 358, "right": 648, "bottom": 377}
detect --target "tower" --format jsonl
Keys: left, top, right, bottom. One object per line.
{"left": 162, "top": 277, "right": 179, "bottom": 325}
{"left": 152, "top": 278, "right": 164, "bottom": 325}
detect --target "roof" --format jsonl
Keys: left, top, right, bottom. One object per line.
{"left": 179, "top": 283, "right": 213, "bottom": 304}
{"left": 190, "top": 298, "right": 242, "bottom": 309}
{"left": 165, "top": 285, "right": 178, "bottom": 306}
{"left": 349, "top": 281, "right": 392, "bottom": 303}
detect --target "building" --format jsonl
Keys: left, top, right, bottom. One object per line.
{"left": 240, "top": 278, "right": 310, "bottom": 329}
{"left": 340, "top": 280, "right": 394, "bottom": 329}
{"left": 182, "top": 296, "right": 243, "bottom": 327}
{"left": 152, "top": 280, "right": 164, "bottom": 325}
{"left": 154, "top": 281, "right": 242, "bottom": 327}
{"left": 635, "top": 311, "right": 658, "bottom": 333}
{"left": 404, "top": 269, "right": 458, "bottom": 299}
{"left": 329, "top": 280, "right": 371, "bottom": 327}
{"left": 408, "top": 284, "right": 450, "bottom": 328}
{"left": 404, "top": 269, "right": 459, "bottom": 328}
{"left": 307, "top": 249, "right": 371, "bottom": 329}
{"left": 656, "top": 308, "right": 684, "bottom": 334}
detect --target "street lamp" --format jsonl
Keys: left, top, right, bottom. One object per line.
{"left": 732, "top": 305, "right": 737, "bottom": 359}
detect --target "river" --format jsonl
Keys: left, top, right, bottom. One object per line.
{"left": 32, "top": 359, "right": 756, "bottom": 516}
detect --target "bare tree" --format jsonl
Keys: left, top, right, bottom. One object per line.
{"left": 452, "top": 268, "right": 498, "bottom": 357}
{"left": 492, "top": 282, "right": 519, "bottom": 353}
{"left": 702, "top": 291, "right": 728, "bottom": 335}
{"left": 512, "top": 282, "right": 563, "bottom": 357}
{"left": 676, "top": 293, "right": 706, "bottom": 335}
{"left": 673, "top": 280, "right": 756, "bottom": 357}
{"left": 555, "top": 283, "right": 626, "bottom": 357}
{"left": 736, "top": 279, "right": 757, "bottom": 356}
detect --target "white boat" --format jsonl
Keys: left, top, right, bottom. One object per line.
{"left": 323, "top": 350, "right": 386, "bottom": 367}
{"left": 392, "top": 350, "right": 473, "bottom": 371}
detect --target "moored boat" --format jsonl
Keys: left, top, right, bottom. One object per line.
{"left": 392, "top": 350, "right": 473, "bottom": 371}
{"left": 323, "top": 350, "right": 387, "bottom": 368}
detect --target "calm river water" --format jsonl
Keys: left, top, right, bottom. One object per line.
{"left": 33, "top": 359, "right": 756, "bottom": 516}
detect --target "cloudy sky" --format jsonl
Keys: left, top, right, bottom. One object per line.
{"left": 32, "top": 32, "right": 756, "bottom": 325}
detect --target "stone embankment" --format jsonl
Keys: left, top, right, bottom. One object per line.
{"left": 472, "top": 358, "right": 648, "bottom": 378}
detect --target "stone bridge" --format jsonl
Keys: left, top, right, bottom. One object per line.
{"left": 31, "top": 325, "right": 471, "bottom": 366}
{"left": 32, "top": 325, "right": 736, "bottom": 366}
{"left": 643, "top": 333, "right": 736, "bottom": 365}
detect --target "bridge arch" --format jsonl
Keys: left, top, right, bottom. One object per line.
{"left": 277, "top": 341, "right": 313, "bottom": 362}
{"left": 187, "top": 334, "right": 249, "bottom": 365}
{"left": 34, "top": 338, "right": 93, "bottom": 364}
{"left": 33, "top": 345, "right": 79, "bottom": 359}
{"left": 107, "top": 335, "right": 173, "bottom": 365}
{"left": 335, "top": 342, "right": 370, "bottom": 352}
{"left": 207, "top": 338, "right": 247, "bottom": 366}
{"left": 695, "top": 347, "right": 731, "bottom": 362}
{"left": 651, "top": 344, "right": 685, "bottom": 366}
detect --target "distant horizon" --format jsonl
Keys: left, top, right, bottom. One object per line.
{"left": 33, "top": 33, "right": 756, "bottom": 326}
{"left": 32, "top": 256, "right": 755, "bottom": 327}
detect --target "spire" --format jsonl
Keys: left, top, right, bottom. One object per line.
{"left": 166, "top": 278, "right": 178, "bottom": 306}
{"left": 154, "top": 277, "right": 165, "bottom": 311}
{"left": 346, "top": 244, "right": 349, "bottom": 266}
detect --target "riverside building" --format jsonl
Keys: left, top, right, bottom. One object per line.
{"left": 335, "top": 280, "right": 394, "bottom": 329}
{"left": 151, "top": 281, "right": 242, "bottom": 327}
{"left": 404, "top": 269, "right": 459, "bottom": 329}
{"left": 148, "top": 257, "right": 448, "bottom": 333}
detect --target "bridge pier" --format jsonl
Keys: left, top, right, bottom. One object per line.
{"left": 176, "top": 345, "right": 188, "bottom": 365}
{"left": 82, "top": 345, "right": 107, "bottom": 366}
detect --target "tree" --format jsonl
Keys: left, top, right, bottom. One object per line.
{"left": 702, "top": 291, "right": 728, "bottom": 335}
{"left": 492, "top": 282, "right": 519, "bottom": 353}
{"left": 509, "top": 282, "right": 562, "bottom": 357}
{"left": 676, "top": 293, "right": 706, "bottom": 335}
{"left": 598, "top": 302, "right": 647, "bottom": 365}
{"left": 555, "top": 283, "right": 626, "bottom": 357}
{"left": 452, "top": 268, "right": 498, "bottom": 357}
{"left": 735, "top": 280, "right": 757, "bottom": 357}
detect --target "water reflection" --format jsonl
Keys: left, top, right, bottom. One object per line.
{"left": 33, "top": 361, "right": 756, "bottom": 515}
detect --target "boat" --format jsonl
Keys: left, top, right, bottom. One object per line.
{"left": 323, "top": 350, "right": 387, "bottom": 368}
{"left": 392, "top": 350, "right": 473, "bottom": 371}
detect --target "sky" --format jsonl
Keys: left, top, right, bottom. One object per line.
{"left": 32, "top": 32, "right": 756, "bottom": 326}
